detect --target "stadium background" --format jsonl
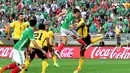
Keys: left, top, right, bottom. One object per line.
{"left": 0, "top": 0, "right": 130, "bottom": 73}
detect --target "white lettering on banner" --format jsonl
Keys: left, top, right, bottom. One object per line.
{"left": 9, "top": 48, "right": 14, "bottom": 58}
{"left": 0, "top": 47, "right": 13, "bottom": 57}
{"left": 61, "top": 48, "right": 74, "bottom": 58}
{"left": 91, "top": 47, "right": 130, "bottom": 59}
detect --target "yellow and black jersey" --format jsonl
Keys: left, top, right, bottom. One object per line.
{"left": 30, "top": 30, "right": 49, "bottom": 48}
{"left": 43, "top": 30, "right": 54, "bottom": 46}
{"left": 10, "top": 21, "right": 27, "bottom": 40}
{"left": 76, "top": 18, "right": 88, "bottom": 38}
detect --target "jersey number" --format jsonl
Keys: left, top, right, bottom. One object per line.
{"left": 20, "top": 27, "right": 22, "bottom": 30}
{"left": 34, "top": 33, "right": 43, "bottom": 40}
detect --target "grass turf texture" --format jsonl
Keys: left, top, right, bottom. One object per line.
{"left": 0, "top": 58, "right": 130, "bottom": 73}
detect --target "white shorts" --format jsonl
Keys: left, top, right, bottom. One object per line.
{"left": 61, "top": 27, "right": 75, "bottom": 36}
{"left": 12, "top": 49, "right": 25, "bottom": 64}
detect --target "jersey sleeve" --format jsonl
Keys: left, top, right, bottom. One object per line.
{"left": 77, "top": 18, "right": 85, "bottom": 27}
{"left": 10, "top": 21, "right": 16, "bottom": 28}
{"left": 23, "top": 23, "right": 28, "bottom": 29}
{"left": 49, "top": 31, "right": 54, "bottom": 37}
{"left": 28, "top": 29, "right": 35, "bottom": 40}
{"left": 44, "top": 31, "right": 49, "bottom": 39}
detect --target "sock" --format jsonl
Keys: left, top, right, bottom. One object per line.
{"left": 21, "top": 59, "right": 31, "bottom": 73}
{"left": 1, "top": 62, "right": 17, "bottom": 72}
{"left": 91, "top": 37, "right": 102, "bottom": 44}
{"left": 53, "top": 55, "right": 57, "bottom": 64}
{"left": 77, "top": 57, "right": 84, "bottom": 69}
{"left": 42, "top": 60, "right": 48, "bottom": 73}
{"left": 57, "top": 42, "right": 64, "bottom": 52}
{"left": 10, "top": 66, "right": 21, "bottom": 73}
{"left": 77, "top": 38, "right": 86, "bottom": 46}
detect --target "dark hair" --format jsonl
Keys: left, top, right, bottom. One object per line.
{"left": 73, "top": 8, "right": 80, "bottom": 13}
{"left": 30, "top": 19, "right": 37, "bottom": 27}
{"left": 11, "top": 13, "right": 15, "bottom": 19}
{"left": 18, "top": 13, "right": 23, "bottom": 17}
{"left": 39, "top": 24, "right": 45, "bottom": 30}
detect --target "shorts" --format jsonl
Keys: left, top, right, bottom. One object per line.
{"left": 61, "top": 27, "right": 75, "bottom": 36}
{"left": 12, "top": 49, "right": 25, "bottom": 64}
{"left": 80, "top": 34, "right": 92, "bottom": 56}
{"left": 29, "top": 46, "right": 48, "bottom": 61}
{"left": 82, "top": 34, "right": 91, "bottom": 46}
{"left": 13, "top": 40, "right": 19, "bottom": 44}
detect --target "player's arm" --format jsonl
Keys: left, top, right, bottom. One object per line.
{"left": 45, "top": 37, "right": 52, "bottom": 47}
{"left": 7, "top": 22, "right": 16, "bottom": 39}
{"left": 56, "top": 11, "right": 67, "bottom": 19}
{"left": 45, "top": 32, "right": 52, "bottom": 47}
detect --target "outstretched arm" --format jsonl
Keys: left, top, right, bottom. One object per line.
{"left": 56, "top": 11, "right": 67, "bottom": 19}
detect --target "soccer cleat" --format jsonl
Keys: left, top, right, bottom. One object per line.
{"left": 73, "top": 68, "right": 81, "bottom": 73}
{"left": 0, "top": 67, "right": 5, "bottom": 73}
{"left": 25, "top": 69, "right": 28, "bottom": 71}
{"left": 54, "top": 50, "right": 61, "bottom": 60}
{"left": 54, "top": 63, "right": 59, "bottom": 67}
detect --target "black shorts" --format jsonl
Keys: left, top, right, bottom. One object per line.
{"left": 80, "top": 34, "right": 91, "bottom": 56}
{"left": 30, "top": 46, "right": 48, "bottom": 61}
{"left": 82, "top": 34, "right": 91, "bottom": 45}
{"left": 13, "top": 40, "right": 19, "bottom": 44}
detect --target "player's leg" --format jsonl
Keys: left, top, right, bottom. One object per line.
{"left": 51, "top": 47, "right": 59, "bottom": 67}
{"left": 10, "top": 64, "right": 24, "bottom": 73}
{"left": 20, "top": 49, "right": 35, "bottom": 73}
{"left": 10, "top": 49, "right": 25, "bottom": 73}
{"left": 74, "top": 45, "right": 85, "bottom": 73}
{"left": 74, "top": 35, "right": 92, "bottom": 73}
{"left": 71, "top": 30, "right": 87, "bottom": 47}
{"left": 48, "top": 46, "right": 59, "bottom": 67}
{"left": 56, "top": 36, "right": 68, "bottom": 52}
{"left": 91, "top": 37, "right": 103, "bottom": 44}
{"left": 54, "top": 27, "right": 68, "bottom": 59}
{"left": 0, "top": 49, "right": 21, "bottom": 73}
{"left": 83, "top": 34, "right": 104, "bottom": 50}
{"left": 0, "top": 62, "right": 17, "bottom": 73}
{"left": 78, "top": 47, "right": 85, "bottom": 70}
{"left": 36, "top": 47, "right": 48, "bottom": 73}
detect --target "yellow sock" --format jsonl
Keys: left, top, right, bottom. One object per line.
{"left": 91, "top": 37, "right": 103, "bottom": 44}
{"left": 77, "top": 57, "right": 84, "bottom": 69}
{"left": 21, "top": 59, "right": 31, "bottom": 73}
{"left": 53, "top": 55, "right": 57, "bottom": 64}
{"left": 42, "top": 60, "right": 48, "bottom": 73}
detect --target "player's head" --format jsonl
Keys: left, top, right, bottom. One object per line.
{"left": 73, "top": 8, "right": 80, "bottom": 18}
{"left": 18, "top": 13, "right": 24, "bottom": 21}
{"left": 39, "top": 24, "right": 45, "bottom": 30}
{"left": 30, "top": 19, "right": 37, "bottom": 27}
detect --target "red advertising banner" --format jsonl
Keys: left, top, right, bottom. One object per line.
{"left": 0, "top": 46, "right": 130, "bottom": 59}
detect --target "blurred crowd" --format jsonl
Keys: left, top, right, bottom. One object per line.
{"left": 0, "top": 0, "right": 130, "bottom": 38}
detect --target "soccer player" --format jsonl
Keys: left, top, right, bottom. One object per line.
{"left": 44, "top": 24, "right": 59, "bottom": 67}
{"left": 73, "top": 17, "right": 104, "bottom": 73}
{"left": 21, "top": 24, "right": 51, "bottom": 73}
{"left": 54, "top": 8, "right": 87, "bottom": 59}
{"left": 0, "top": 19, "right": 46, "bottom": 73}
{"left": 7, "top": 13, "right": 27, "bottom": 44}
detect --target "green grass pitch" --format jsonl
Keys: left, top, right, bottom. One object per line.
{"left": 0, "top": 58, "right": 130, "bottom": 73}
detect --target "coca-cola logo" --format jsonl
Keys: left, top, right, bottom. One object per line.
{"left": 91, "top": 47, "right": 130, "bottom": 59}
{"left": 0, "top": 47, "right": 13, "bottom": 58}
{"left": 61, "top": 48, "right": 74, "bottom": 58}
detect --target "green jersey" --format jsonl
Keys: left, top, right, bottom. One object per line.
{"left": 61, "top": 11, "right": 75, "bottom": 29}
{"left": 14, "top": 27, "right": 34, "bottom": 51}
